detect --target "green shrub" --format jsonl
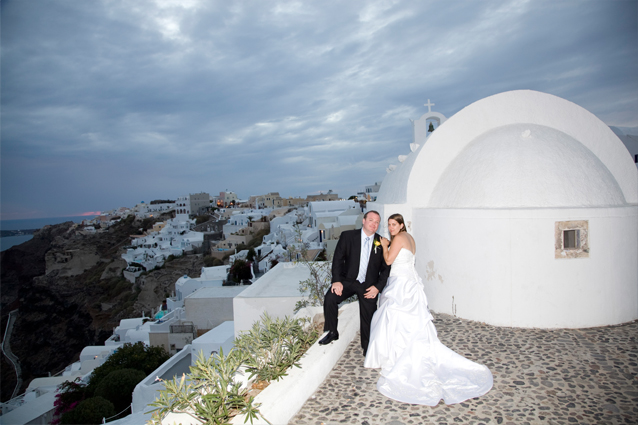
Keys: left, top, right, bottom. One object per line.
{"left": 87, "top": 342, "right": 169, "bottom": 393}
{"left": 233, "top": 313, "right": 320, "bottom": 383}
{"left": 148, "top": 314, "right": 319, "bottom": 424}
{"left": 52, "top": 379, "right": 87, "bottom": 425}
{"left": 140, "top": 217, "right": 156, "bottom": 231}
{"left": 94, "top": 368, "right": 146, "bottom": 414}
{"left": 60, "top": 396, "right": 115, "bottom": 425}
{"left": 203, "top": 255, "right": 216, "bottom": 267}
{"left": 148, "top": 349, "right": 264, "bottom": 425}
{"left": 195, "top": 215, "right": 209, "bottom": 225}
{"left": 248, "top": 229, "right": 269, "bottom": 248}
{"left": 228, "top": 259, "right": 251, "bottom": 283}
{"left": 111, "top": 279, "right": 130, "bottom": 297}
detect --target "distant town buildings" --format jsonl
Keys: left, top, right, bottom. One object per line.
{"left": 121, "top": 216, "right": 203, "bottom": 273}
{"left": 134, "top": 200, "right": 175, "bottom": 218}
{"left": 218, "top": 191, "right": 238, "bottom": 207}
{"left": 306, "top": 190, "right": 338, "bottom": 202}
{"left": 358, "top": 182, "right": 381, "bottom": 201}
{"left": 176, "top": 192, "right": 211, "bottom": 215}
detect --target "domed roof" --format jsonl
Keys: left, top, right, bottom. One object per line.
{"left": 429, "top": 123, "right": 626, "bottom": 208}
{"left": 386, "top": 90, "right": 638, "bottom": 209}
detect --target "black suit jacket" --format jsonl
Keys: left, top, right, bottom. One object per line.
{"left": 331, "top": 229, "right": 390, "bottom": 293}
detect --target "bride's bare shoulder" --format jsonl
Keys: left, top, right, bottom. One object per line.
{"left": 393, "top": 233, "right": 409, "bottom": 243}
{"left": 405, "top": 233, "right": 416, "bottom": 253}
{"left": 392, "top": 233, "right": 411, "bottom": 249}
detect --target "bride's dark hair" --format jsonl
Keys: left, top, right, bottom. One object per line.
{"left": 388, "top": 213, "right": 407, "bottom": 242}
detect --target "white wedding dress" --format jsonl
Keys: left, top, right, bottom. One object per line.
{"left": 364, "top": 248, "right": 493, "bottom": 405}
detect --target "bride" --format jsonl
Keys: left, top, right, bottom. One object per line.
{"left": 364, "top": 213, "right": 493, "bottom": 405}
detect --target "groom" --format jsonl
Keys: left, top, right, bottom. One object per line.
{"left": 319, "top": 210, "right": 390, "bottom": 355}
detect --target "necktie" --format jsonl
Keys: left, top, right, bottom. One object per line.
{"left": 358, "top": 236, "right": 371, "bottom": 283}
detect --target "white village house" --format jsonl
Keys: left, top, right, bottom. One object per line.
{"left": 121, "top": 215, "right": 204, "bottom": 272}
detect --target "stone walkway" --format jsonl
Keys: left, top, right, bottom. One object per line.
{"left": 291, "top": 313, "right": 637, "bottom": 425}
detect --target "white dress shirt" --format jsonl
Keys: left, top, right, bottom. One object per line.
{"left": 357, "top": 230, "right": 373, "bottom": 282}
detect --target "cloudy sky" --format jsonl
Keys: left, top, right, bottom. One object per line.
{"left": 1, "top": 0, "right": 637, "bottom": 220}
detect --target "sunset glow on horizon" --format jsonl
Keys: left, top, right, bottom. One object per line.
{"left": 76, "top": 211, "right": 102, "bottom": 217}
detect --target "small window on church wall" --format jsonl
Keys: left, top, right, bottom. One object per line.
{"left": 563, "top": 229, "right": 579, "bottom": 249}
{"left": 555, "top": 220, "right": 589, "bottom": 259}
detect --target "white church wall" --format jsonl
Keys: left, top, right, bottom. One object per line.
{"left": 367, "top": 202, "right": 413, "bottom": 239}
{"left": 414, "top": 206, "right": 638, "bottom": 328}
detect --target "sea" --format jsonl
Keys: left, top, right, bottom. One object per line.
{"left": 0, "top": 215, "right": 95, "bottom": 252}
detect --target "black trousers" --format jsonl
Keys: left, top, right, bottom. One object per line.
{"left": 323, "top": 280, "right": 378, "bottom": 351}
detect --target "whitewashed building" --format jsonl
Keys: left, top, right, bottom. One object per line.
{"left": 134, "top": 201, "right": 175, "bottom": 218}
{"left": 170, "top": 266, "right": 230, "bottom": 310}
{"left": 222, "top": 208, "right": 271, "bottom": 239}
{"left": 307, "top": 200, "right": 359, "bottom": 229}
{"left": 122, "top": 217, "right": 203, "bottom": 270}
{"left": 370, "top": 90, "right": 638, "bottom": 329}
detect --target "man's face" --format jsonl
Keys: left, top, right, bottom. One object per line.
{"left": 361, "top": 213, "right": 380, "bottom": 236}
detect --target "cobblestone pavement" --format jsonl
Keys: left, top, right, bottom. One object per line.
{"left": 291, "top": 313, "right": 637, "bottom": 425}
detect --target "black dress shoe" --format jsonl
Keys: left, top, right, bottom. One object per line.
{"left": 318, "top": 330, "right": 339, "bottom": 345}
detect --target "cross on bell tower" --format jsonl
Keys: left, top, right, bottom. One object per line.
{"left": 424, "top": 99, "right": 435, "bottom": 113}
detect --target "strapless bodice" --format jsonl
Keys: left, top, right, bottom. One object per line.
{"left": 390, "top": 248, "right": 416, "bottom": 276}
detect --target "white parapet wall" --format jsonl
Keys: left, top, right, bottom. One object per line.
{"left": 131, "top": 345, "right": 192, "bottom": 414}
{"left": 150, "top": 303, "right": 360, "bottom": 425}
{"left": 190, "top": 321, "right": 235, "bottom": 364}
{"left": 0, "top": 389, "right": 57, "bottom": 425}
{"left": 231, "top": 302, "right": 360, "bottom": 425}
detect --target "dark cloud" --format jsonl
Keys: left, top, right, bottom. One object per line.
{"left": 1, "top": 0, "right": 636, "bottom": 219}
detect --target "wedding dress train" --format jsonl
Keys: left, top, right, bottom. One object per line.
{"left": 364, "top": 248, "right": 493, "bottom": 405}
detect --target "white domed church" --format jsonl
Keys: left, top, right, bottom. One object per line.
{"left": 369, "top": 90, "right": 638, "bottom": 328}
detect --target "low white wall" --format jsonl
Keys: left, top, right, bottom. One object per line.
{"left": 414, "top": 206, "right": 638, "bottom": 328}
{"left": 130, "top": 304, "right": 359, "bottom": 425}
{"left": 79, "top": 345, "right": 118, "bottom": 362}
{"left": 231, "top": 302, "right": 360, "bottom": 425}
{"left": 0, "top": 390, "right": 57, "bottom": 425}
{"left": 191, "top": 321, "right": 235, "bottom": 364}
{"left": 131, "top": 346, "right": 192, "bottom": 414}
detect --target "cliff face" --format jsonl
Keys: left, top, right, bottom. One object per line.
{"left": 0, "top": 216, "right": 203, "bottom": 402}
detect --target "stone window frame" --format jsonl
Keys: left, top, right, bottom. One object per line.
{"left": 555, "top": 220, "right": 589, "bottom": 259}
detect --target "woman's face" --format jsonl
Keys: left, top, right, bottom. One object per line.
{"left": 388, "top": 219, "right": 403, "bottom": 236}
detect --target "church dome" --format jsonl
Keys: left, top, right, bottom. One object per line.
{"left": 429, "top": 123, "right": 627, "bottom": 208}
{"left": 399, "top": 90, "right": 638, "bottom": 209}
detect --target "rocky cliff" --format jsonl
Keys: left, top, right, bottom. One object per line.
{"left": 0, "top": 216, "right": 203, "bottom": 402}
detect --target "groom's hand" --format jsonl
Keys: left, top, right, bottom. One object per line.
{"left": 364, "top": 286, "right": 379, "bottom": 299}
{"left": 331, "top": 281, "right": 344, "bottom": 296}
